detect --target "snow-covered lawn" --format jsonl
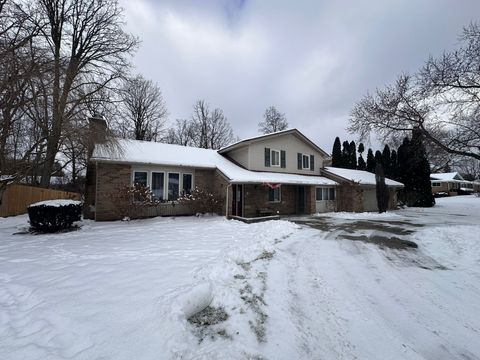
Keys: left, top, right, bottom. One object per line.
{"left": 1, "top": 196, "right": 480, "bottom": 359}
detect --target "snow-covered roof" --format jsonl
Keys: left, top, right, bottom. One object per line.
{"left": 218, "top": 128, "right": 330, "bottom": 157}
{"left": 322, "top": 167, "right": 404, "bottom": 187}
{"left": 430, "top": 172, "right": 464, "bottom": 181}
{"left": 92, "top": 139, "right": 337, "bottom": 186}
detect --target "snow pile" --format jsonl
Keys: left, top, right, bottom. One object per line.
{"left": 28, "top": 199, "right": 81, "bottom": 208}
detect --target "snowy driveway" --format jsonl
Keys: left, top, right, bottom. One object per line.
{"left": 1, "top": 196, "right": 480, "bottom": 359}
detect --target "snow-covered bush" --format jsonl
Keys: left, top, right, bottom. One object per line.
{"left": 178, "top": 188, "right": 222, "bottom": 214}
{"left": 28, "top": 200, "right": 82, "bottom": 232}
{"left": 111, "top": 184, "right": 162, "bottom": 219}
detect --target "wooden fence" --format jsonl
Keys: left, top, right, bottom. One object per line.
{"left": 0, "top": 184, "right": 81, "bottom": 217}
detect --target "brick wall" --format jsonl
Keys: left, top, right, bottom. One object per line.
{"left": 243, "top": 184, "right": 300, "bottom": 217}
{"left": 95, "top": 162, "right": 132, "bottom": 221}
{"left": 336, "top": 183, "right": 364, "bottom": 212}
{"left": 83, "top": 162, "right": 97, "bottom": 219}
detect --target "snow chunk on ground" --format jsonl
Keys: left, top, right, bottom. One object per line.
{"left": 28, "top": 199, "right": 81, "bottom": 207}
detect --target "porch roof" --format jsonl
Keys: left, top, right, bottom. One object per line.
{"left": 91, "top": 138, "right": 337, "bottom": 186}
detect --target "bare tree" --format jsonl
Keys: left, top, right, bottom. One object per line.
{"left": 190, "top": 100, "right": 234, "bottom": 149}
{"left": 258, "top": 105, "right": 288, "bottom": 134}
{"left": 350, "top": 24, "right": 480, "bottom": 161}
{"left": 117, "top": 74, "right": 168, "bottom": 141}
{"left": 36, "top": 0, "right": 138, "bottom": 186}
{"left": 164, "top": 119, "right": 194, "bottom": 146}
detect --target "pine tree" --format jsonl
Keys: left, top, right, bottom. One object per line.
{"left": 342, "top": 141, "right": 350, "bottom": 169}
{"left": 349, "top": 141, "right": 357, "bottom": 169}
{"left": 396, "top": 134, "right": 435, "bottom": 207}
{"left": 375, "top": 161, "right": 389, "bottom": 213}
{"left": 366, "top": 148, "right": 376, "bottom": 173}
{"left": 331, "top": 137, "right": 342, "bottom": 167}
{"left": 357, "top": 143, "right": 366, "bottom": 170}
{"left": 390, "top": 150, "right": 398, "bottom": 180}
{"left": 382, "top": 144, "right": 391, "bottom": 178}
{"left": 374, "top": 150, "right": 383, "bottom": 166}
{"left": 410, "top": 129, "right": 435, "bottom": 207}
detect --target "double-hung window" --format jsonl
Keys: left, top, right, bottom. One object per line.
{"left": 182, "top": 174, "right": 193, "bottom": 195}
{"left": 168, "top": 173, "right": 180, "bottom": 200}
{"left": 151, "top": 172, "right": 165, "bottom": 200}
{"left": 271, "top": 150, "right": 280, "bottom": 167}
{"left": 316, "top": 187, "right": 335, "bottom": 201}
{"left": 302, "top": 154, "right": 310, "bottom": 169}
{"left": 268, "top": 187, "right": 281, "bottom": 202}
{"left": 133, "top": 171, "right": 148, "bottom": 187}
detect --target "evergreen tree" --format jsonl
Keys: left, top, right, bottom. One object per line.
{"left": 357, "top": 155, "right": 366, "bottom": 170}
{"left": 382, "top": 144, "right": 392, "bottom": 178}
{"left": 390, "top": 150, "right": 398, "bottom": 180}
{"left": 410, "top": 129, "right": 435, "bottom": 207}
{"left": 396, "top": 134, "right": 435, "bottom": 207}
{"left": 349, "top": 141, "right": 357, "bottom": 169}
{"left": 366, "top": 148, "right": 376, "bottom": 173}
{"left": 375, "top": 161, "right": 389, "bottom": 213}
{"left": 331, "top": 137, "right": 343, "bottom": 167}
{"left": 342, "top": 141, "right": 350, "bottom": 169}
{"left": 374, "top": 150, "right": 383, "bottom": 166}
{"left": 357, "top": 143, "right": 366, "bottom": 170}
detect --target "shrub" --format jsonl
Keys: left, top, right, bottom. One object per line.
{"left": 110, "top": 184, "right": 163, "bottom": 220}
{"left": 28, "top": 200, "right": 82, "bottom": 232}
{"left": 178, "top": 188, "right": 223, "bottom": 214}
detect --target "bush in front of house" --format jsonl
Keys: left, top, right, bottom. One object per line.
{"left": 28, "top": 200, "right": 82, "bottom": 232}
{"left": 178, "top": 188, "right": 222, "bottom": 215}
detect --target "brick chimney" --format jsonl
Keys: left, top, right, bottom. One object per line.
{"left": 87, "top": 114, "right": 108, "bottom": 158}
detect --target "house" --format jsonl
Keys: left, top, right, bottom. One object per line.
{"left": 430, "top": 172, "right": 475, "bottom": 196}
{"left": 84, "top": 120, "right": 403, "bottom": 221}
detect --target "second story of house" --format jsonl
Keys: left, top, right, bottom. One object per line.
{"left": 218, "top": 129, "right": 330, "bottom": 175}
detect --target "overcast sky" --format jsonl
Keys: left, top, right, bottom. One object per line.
{"left": 119, "top": 0, "right": 480, "bottom": 151}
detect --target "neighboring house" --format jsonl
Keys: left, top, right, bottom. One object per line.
{"left": 430, "top": 172, "right": 475, "bottom": 195}
{"left": 84, "top": 122, "right": 403, "bottom": 221}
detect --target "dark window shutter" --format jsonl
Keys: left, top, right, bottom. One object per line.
{"left": 297, "top": 153, "right": 302, "bottom": 170}
{"left": 268, "top": 188, "right": 273, "bottom": 201}
{"left": 265, "top": 148, "right": 270, "bottom": 167}
{"left": 310, "top": 155, "right": 315, "bottom": 171}
{"left": 280, "top": 150, "right": 286, "bottom": 168}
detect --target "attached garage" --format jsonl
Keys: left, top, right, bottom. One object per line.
{"left": 362, "top": 188, "right": 378, "bottom": 212}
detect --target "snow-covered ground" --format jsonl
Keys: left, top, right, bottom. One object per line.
{"left": 1, "top": 196, "right": 479, "bottom": 359}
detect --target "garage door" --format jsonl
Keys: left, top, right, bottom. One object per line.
{"left": 362, "top": 188, "right": 378, "bottom": 212}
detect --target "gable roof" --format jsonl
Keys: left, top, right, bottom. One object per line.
{"left": 91, "top": 139, "right": 337, "bottom": 186}
{"left": 430, "top": 172, "right": 464, "bottom": 181}
{"left": 218, "top": 128, "right": 330, "bottom": 157}
{"left": 321, "top": 167, "right": 404, "bottom": 187}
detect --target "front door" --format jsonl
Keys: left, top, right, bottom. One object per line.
{"left": 232, "top": 184, "right": 243, "bottom": 217}
{"left": 297, "top": 186, "right": 306, "bottom": 214}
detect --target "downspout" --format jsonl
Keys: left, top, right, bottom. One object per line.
{"left": 226, "top": 183, "right": 232, "bottom": 218}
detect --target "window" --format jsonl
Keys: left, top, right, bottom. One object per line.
{"left": 268, "top": 187, "right": 281, "bottom": 202}
{"left": 151, "top": 172, "right": 164, "bottom": 200}
{"left": 134, "top": 171, "right": 148, "bottom": 187}
{"left": 432, "top": 182, "right": 441, "bottom": 187}
{"left": 271, "top": 150, "right": 280, "bottom": 167}
{"left": 168, "top": 173, "right": 180, "bottom": 200}
{"left": 316, "top": 187, "right": 335, "bottom": 201}
{"left": 302, "top": 154, "right": 309, "bottom": 169}
{"left": 182, "top": 174, "right": 193, "bottom": 195}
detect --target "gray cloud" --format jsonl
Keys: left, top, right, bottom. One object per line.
{"left": 119, "top": 0, "right": 480, "bottom": 151}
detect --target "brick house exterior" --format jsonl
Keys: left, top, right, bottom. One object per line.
{"left": 84, "top": 126, "right": 403, "bottom": 221}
